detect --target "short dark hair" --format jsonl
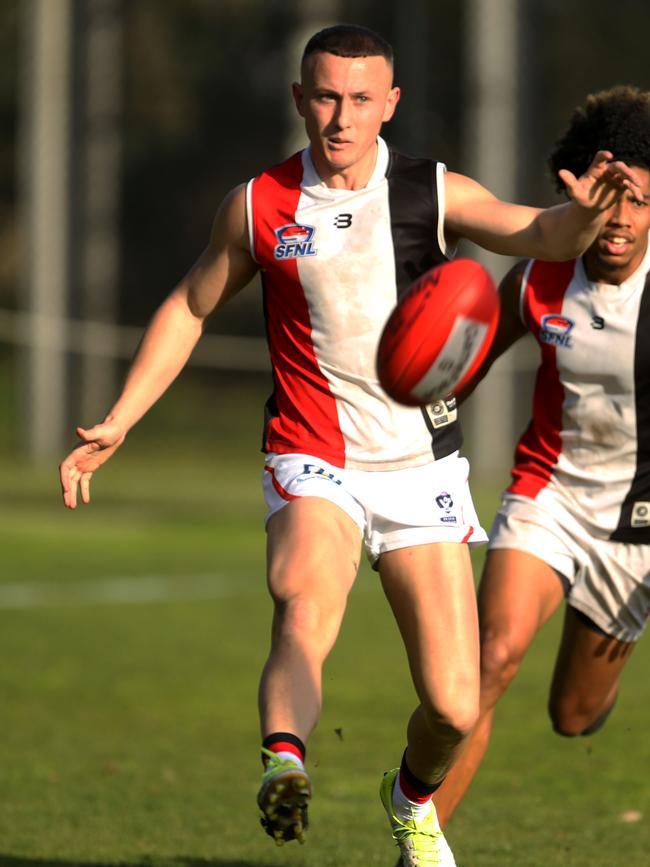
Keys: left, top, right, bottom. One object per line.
{"left": 549, "top": 85, "right": 650, "bottom": 193}
{"left": 302, "top": 24, "right": 394, "bottom": 67}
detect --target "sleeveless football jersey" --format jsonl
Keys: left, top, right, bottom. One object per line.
{"left": 510, "top": 247, "right": 650, "bottom": 542}
{"left": 246, "top": 137, "right": 461, "bottom": 470}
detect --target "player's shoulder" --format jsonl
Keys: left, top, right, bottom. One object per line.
{"left": 209, "top": 183, "right": 250, "bottom": 251}
{"left": 384, "top": 144, "right": 441, "bottom": 176}
{"left": 250, "top": 151, "right": 305, "bottom": 188}
{"left": 217, "top": 182, "right": 248, "bottom": 222}
{"left": 443, "top": 170, "right": 487, "bottom": 198}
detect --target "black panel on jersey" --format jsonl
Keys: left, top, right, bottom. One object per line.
{"left": 386, "top": 146, "right": 462, "bottom": 459}
{"left": 386, "top": 147, "right": 448, "bottom": 297}
{"left": 611, "top": 274, "right": 650, "bottom": 543}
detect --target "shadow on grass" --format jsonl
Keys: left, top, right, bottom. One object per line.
{"left": 0, "top": 858, "right": 271, "bottom": 867}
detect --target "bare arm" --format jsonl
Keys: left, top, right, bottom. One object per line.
{"left": 445, "top": 150, "right": 642, "bottom": 260}
{"left": 454, "top": 259, "right": 529, "bottom": 405}
{"left": 60, "top": 183, "right": 258, "bottom": 508}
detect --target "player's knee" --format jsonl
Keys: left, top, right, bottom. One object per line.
{"left": 549, "top": 707, "right": 589, "bottom": 737}
{"left": 480, "top": 630, "right": 525, "bottom": 696}
{"left": 421, "top": 693, "right": 479, "bottom": 744}
{"left": 548, "top": 697, "right": 615, "bottom": 738}
{"left": 271, "top": 593, "right": 345, "bottom": 655}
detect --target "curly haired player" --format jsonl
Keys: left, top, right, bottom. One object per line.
{"left": 433, "top": 85, "right": 650, "bottom": 832}
{"left": 60, "top": 31, "right": 642, "bottom": 866}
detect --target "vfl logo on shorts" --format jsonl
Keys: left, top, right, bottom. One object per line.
{"left": 631, "top": 501, "right": 650, "bottom": 527}
{"left": 274, "top": 224, "right": 317, "bottom": 260}
{"left": 539, "top": 314, "right": 574, "bottom": 347}
{"left": 435, "top": 491, "right": 457, "bottom": 523}
{"left": 299, "top": 463, "right": 342, "bottom": 486}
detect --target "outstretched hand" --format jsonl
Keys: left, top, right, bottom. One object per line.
{"left": 560, "top": 150, "right": 644, "bottom": 213}
{"left": 59, "top": 421, "right": 126, "bottom": 509}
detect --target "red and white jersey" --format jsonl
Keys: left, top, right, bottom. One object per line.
{"left": 510, "top": 246, "right": 650, "bottom": 542}
{"left": 246, "top": 137, "right": 461, "bottom": 470}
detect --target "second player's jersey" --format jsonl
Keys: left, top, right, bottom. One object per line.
{"left": 510, "top": 248, "right": 650, "bottom": 542}
{"left": 246, "top": 137, "right": 461, "bottom": 470}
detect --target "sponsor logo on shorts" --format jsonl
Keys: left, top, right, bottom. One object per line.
{"left": 273, "top": 224, "right": 317, "bottom": 259}
{"left": 435, "top": 490, "right": 457, "bottom": 523}
{"left": 631, "top": 501, "right": 650, "bottom": 527}
{"left": 539, "top": 313, "right": 574, "bottom": 347}
{"left": 299, "top": 463, "right": 342, "bottom": 486}
{"left": 425, "top": 396, "right": 458, "bottom": 429}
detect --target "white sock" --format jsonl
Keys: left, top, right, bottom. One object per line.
{"left": 392, "top": 773, "right": 433, "bottom": 823}
{"left": 275, "top": 751, "right": 305, "bottom": 771}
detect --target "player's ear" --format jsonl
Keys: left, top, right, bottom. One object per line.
{"left": 383, "top": 86, "right": 401, "bottom": 123}
{"left": 292, "top": 81, "right": 305, "bottom": 117}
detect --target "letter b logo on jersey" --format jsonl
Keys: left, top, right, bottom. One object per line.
{"left": 334, "top": 213, "right": 353, "bottom": 229}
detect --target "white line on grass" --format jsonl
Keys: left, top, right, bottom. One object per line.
{"left": 0, "top": 571, "right": 376, "bottom": 611}
{"left": 0, "top": 574, "right": 252, "bottom": 610}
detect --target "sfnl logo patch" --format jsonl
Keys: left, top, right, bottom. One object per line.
{"left": 539, "top": 313, "right": 574, "bottom": 347}
{"left": 274, "top": 223, "right": 317, "bottom": 260}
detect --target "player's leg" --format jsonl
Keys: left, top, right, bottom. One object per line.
{"left": 378, "top": 540, "right": 478, "bottom": 866}
{"left": 547, "top": 535, "right": 650, "bottom": 736}
{"left": 380, "top": 541, "right": 480, "bottom": 782}
{"left": 260, "top": 495, "right": 361, "bottom": 738}
{"left": 433, "top": 547, "right": 565, "bottom": 826}
{"left": 257, "top": 495, "right": 361, "bottom": 844}
{"left": 547, "top": 605, "right": 634, "bottom": 736}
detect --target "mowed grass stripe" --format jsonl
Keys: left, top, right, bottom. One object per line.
{"left": 0, "top": 574, "right": 249, "bottom": 609}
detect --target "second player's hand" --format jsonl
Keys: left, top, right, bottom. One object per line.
{"left": 561, "top": 149, "right": 644, "bottom": 213}
{"left": 59, "top": 421, "right": 126, "bottom": 510}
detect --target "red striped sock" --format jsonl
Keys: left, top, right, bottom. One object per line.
{"left": 399, "top": 751, "right": 443, "bottom": 802}
{"left": 262, "top": 731, "right": 306, "bottom": 767}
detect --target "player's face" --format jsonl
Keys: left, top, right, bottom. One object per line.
{"left": 292, "top": 51, "right": 400, "bottom": 189}
{"left": 584, "top": 166, "right": 650, "bottom": 284}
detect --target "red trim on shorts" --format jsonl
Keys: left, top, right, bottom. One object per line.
{"left": 265, "top": 465, "right": 299, "bottom": 501}
{"left": 461, "top": 526, "right": 474, "bottom": 544}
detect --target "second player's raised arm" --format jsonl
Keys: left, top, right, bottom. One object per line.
{"left": 444, "top": 151, "right": 643, "bottom": 261}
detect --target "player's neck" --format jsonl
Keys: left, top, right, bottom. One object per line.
{"left": 310, "top": 142, "right": 379, "bottom": 191}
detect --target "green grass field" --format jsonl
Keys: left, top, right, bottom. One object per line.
{"left": 0, "top": 377, "right": 648, "bottom": 867}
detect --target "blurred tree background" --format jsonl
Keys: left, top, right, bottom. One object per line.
{"left": 2, "top": 0, "right": 650, "bottom": 469}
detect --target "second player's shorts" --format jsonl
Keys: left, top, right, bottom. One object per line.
{"left": 489, "top": 492, "right": 650, "bottom": 642}
{"left": 263, "top": 451, "right": 487, "bottom": 566}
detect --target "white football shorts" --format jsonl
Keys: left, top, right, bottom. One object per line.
{"left": 263, "top": 451, "right": 488, "bottom": 566}
{"left": 489, "top": 492, "right": 650, "bottom": 642}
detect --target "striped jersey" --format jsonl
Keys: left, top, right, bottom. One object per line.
{"left": 510, "top": 247, "right": 650, "bottom": 542}
{"left": 246, "top": 137, "right": 461, "bottom": 470}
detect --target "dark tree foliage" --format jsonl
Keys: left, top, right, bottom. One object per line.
{"left": 3, "top": 0, "right": 650, "bottom": 327}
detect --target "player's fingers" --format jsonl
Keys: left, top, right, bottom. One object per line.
{"left": 558, "top": 168, "right": 577, "bottom": 189}
{"left": 76, "top": 426, "right": 107, "bottom": 446}
{"left": 588, "top": 149, "right": 614, "bottom": 172}
{"left": 80, "top": 472, "right": 92, "bottom": 505}
{"left": 605, "top": 162, "right": 643, "bottom": 199}
{"left": 61, "top": 465, "right": 79, "bottom": 509}
{"left": 77, "top": 425, "right": 121, "bottom": 452}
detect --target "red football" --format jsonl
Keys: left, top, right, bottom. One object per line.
{"left": 377, "top": 258, "right": 499, "bottom": 406}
